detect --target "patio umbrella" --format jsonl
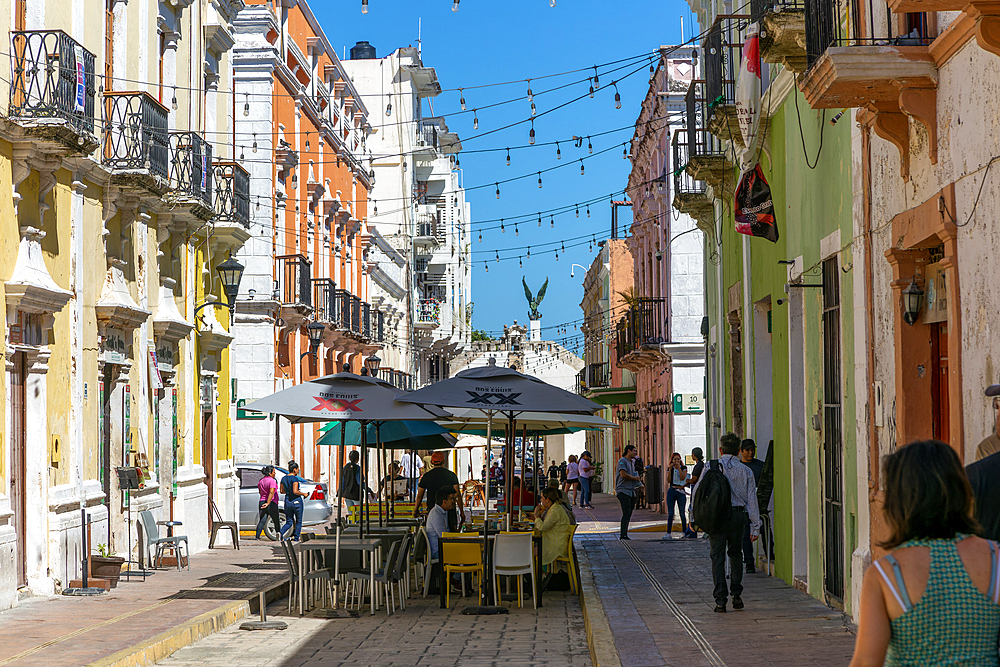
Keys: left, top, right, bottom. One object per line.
{"left": 396, "top": 358, "right": 602, "bottom": 614}
{"left": 245, "top": 373, "right": 447, "bottom": 604}
{"left": 317, "top": 419, "right": 450, "bottom": 444}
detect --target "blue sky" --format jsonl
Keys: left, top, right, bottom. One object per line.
{"left": 316, "top": 0, "right": 696, "bottom": 354}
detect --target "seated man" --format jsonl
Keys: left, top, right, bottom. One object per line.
{"left": 425, "top": 487, "right": 455, "bottom": 560}
{"left": 510, "top": 476, "right": 535, "bottom": 508}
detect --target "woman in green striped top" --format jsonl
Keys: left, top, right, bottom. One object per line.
{"left": 850, "top": 440, "right": 1000, "bottom": 667}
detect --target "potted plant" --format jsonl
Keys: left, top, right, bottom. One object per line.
{"left": 592, "top": 462, "right": 604, "bottom": 494}
{"left": 90, "top": 544, "right": 125, "bottom": 588}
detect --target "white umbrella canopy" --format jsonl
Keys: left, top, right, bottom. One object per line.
{"left": 439, "top": 409, "right": 618, "bottom": 433}
{"left": 243, "top": 372, "right": 448, "bottom": 423}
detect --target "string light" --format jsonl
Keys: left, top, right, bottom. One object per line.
{"left": 556, "top": 142, "right": 561, "bottom": 159}
{"left": 506, "top": 148, "right": 511, "bottom": 166}
{"left": 495, "top": 183, "right": 501, "bottom": 199}
{"left": 588, "top": 136, "right": 593, "bottom": 153}
{"left": 527, "top": 246, "right": 531, "bottom": 258}
{"left": 537, "top": 172, "right": 543, "bottom": 188}
{"left": 244, "top": 93, "right": 250, "bottom": 116}
{"left": 252, "top": 133, "right": 257, "bottom": 153}
{"left": 529, "top": 120, "right": 535, "bottom": 145}
{"left": 576, "top": 205, "right": 580, "bottom": 218}
{"left": 550, "top": 0, "right": 556, "bottom": 6}
{"left": 361, "top": 0, "right": 369, "bottom": 13}
{"left": 530, "top": 101, "right": 536, "bottom": 116}
{"left": 613, "top": 82, "right": 621, "bottom": 109}
{"left": 239, "top": 146, "right": 245, "bottom": 160}
{"left": 589, "top": 79, "right": 595, "bottom": 98}
{"left": 623, "top": 143, "right": 629, "bottom": 159}
{"left": 500, "top": 219, "right": 505, "bottom": 233}
{"left": 555, "top": 250, "right": 559, "bottom": 260}
{"left": 459, "top": 89, "right": 466, "bottom": 110}
{"left": 452, "top": 0, "right": 460, "bottom": 10}
{"left": 537, "top": 213, "right": 542, "bottom": 227}
{"left": 473, "top": 110, "right": 479, "bottom": 130}
{"left": 587, "top": 205, "right": 591, "bottom": 217}
{"left": 526, "top": 80, "right": 533, "bottom": 101}
{"left": 580, "top": 160, "right": 585, "bottom": 176}
{"left": 485, "top": 261, "right": 488, "bottom": 272}
{"left": 478, "top": 230, "right": 482, "bottom": 242}
{"left": 385, "top": 93, "right": 392, "bottom": 116}
{"left": 171, "top": 87, "right": 178, "bottom": 111}
{"left": 519, "top": 257, "right": 523, "bottom": 268}
{"left": 550, "top": 215, "right": 554, "bottom": 228}
{"left": 373, "top": 201, "right": 378, "bottom": 215}
{"left": 496, "top": 250, "right": 500, "bottom": 262}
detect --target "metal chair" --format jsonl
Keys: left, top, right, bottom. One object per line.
{"left": 208, "top": 497, "right": 239, "bottom": 549}
{"left": 414, "top": 526, "right": 439, "bottom": 597}
{"left": 280, "top": 538, "right": 334, "bottom": 614}
{"left": 346, "top": 540, "right": 399, "bottom": 614}
{"left": 138, "top": 510, "right": 189, "bottom": 570}
{"left": 493, "top": 532, "right": 536, "bottom": 608}
{"left": 552, "top": 524, "right": 580, "bottom": 594}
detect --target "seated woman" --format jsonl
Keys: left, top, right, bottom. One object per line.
{"left": 380, "top": 461, "right": 408, "bottom": 502}
{"left": 529, "top": 487, "right": 573, "bottom": 567}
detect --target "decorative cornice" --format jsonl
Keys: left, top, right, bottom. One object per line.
{"left": 95, "top": 259, "right": 151, "bottom": 331}
{"left": 153, "top": 278, "right": 194, "bottom": 342}
{"left": 4, "top": 227, "right": 73, "bottom": 316}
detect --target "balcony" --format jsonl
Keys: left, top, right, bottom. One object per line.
{"left": 8, "top": 30, "right": 99, "bottom": 153}
{"left": 165, "top": 131, "right": 213, "bottom": 219}
{"left": 751, "top": 0, "right": 807, "bottom": 73}
{"left": 683, "top": 82, "right": 731, "bottom": 197}
{"left": 616, "top": 297, "right": 669, "bottom": 371}
{"left": 312, "top": 278, "right": 336, "bottom": 323}
{"left": 704, "top": 15, "right": 751, "bottom": 147}
{"left": 587, "top": 362, "right": 611, "bottom": 389}
{"left": 378, "top": 368, "right": 414, "bottom": 392}
{"left": 212, "top": 161, "right": 251, "bottom": 246}
{"left": 374, "top": 310, "right": 385, "bottom": 343}
{"left": 671, "top": 129, "right": 715, "bottom": 232}
{"left": 362, "top": 302, "right": 372, "bottom": 339}
{"left": 102, "top": 91, "right": 170, "bottom": 192}
{"left": 801, "top": 0, "right": 938, "bottom": 175}
{"left": 416, "top": 298, "right": 442, "bottom": 329}
{"left": 276, "top": 254, "right": 312, "bottom": 324}
{"left": 414, "top": 209, "right": 442, "bottom": 247}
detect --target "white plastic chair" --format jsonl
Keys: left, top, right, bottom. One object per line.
{"left": 413, "top": 526, "right": 439, "bottom": 598}
{"left": 493, "top": 532, "right": 536, "bottom": 609}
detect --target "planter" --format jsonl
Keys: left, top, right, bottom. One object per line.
{"left": 90, "top": 555, "right": 125, "bottom": 588}
{"left": 592, "top": 479, "right": 603, "bottom": 494}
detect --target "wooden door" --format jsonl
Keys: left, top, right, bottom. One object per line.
{"left": 11, "top": 353, "right": 27, "bottom": 587}
{"left": 202, "top": 411, "right": 214, "bottom": 518}
{"left": 932, "top": 324, "right": 950, "bottom": 443}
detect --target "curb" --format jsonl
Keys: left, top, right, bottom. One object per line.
{"left": 83, "top": 601, "right": 249, "bottom": 667}
{"left": 577, "top": 549, "right": 622, "bottom": 667}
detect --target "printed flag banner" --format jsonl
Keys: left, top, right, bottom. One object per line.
{"left": 735, "top": 163, "right": 778, "bottom": 242}
{"left": 74, "top": 46, "right": 86, "bottom": 113}
{"left": 735, "top": 22, "right": 762, "bottom": 162}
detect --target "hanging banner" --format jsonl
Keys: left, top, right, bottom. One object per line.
{"left": 74, "top": 46, "right": 86, "bottom": 113}
{"left": 734, "top": 22, "right": 779, "bottom": 243}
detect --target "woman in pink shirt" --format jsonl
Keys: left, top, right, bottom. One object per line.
{"left": 255, "top": 465, "right": 281, "bottom": 540}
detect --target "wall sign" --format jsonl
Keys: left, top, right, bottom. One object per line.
{"left": 924, "top": 261, "right": 948, "bottom": 324}
{"left": 673, "top": 393, "right": 706, "bottom": 414}
{"left": 102, "top": 328, "right": 127, "bottom": 364}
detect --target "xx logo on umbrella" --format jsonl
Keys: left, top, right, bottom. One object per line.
{"left": 466, "top": 391, "right": 522, "bottom": 406}
{"left": 312, "top": 396, "right": 364, "bottom": 412}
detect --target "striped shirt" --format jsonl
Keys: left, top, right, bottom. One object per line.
{"left": 693, "top": 454, "right": 760, "bottom": 536}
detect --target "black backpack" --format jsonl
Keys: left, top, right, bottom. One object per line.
{"left": 692, "top": 460, "right": 733, "bottom": 535}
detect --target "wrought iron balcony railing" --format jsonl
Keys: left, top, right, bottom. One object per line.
{"left": 169, "top": 131, "right": 212, "bottom": 208}
{"left": 672, "top": 129, "right": 706, "bottom": 197}
{"left": 805, "top": 0, "right": 932, "bottom": 71}
{"left": 684, "top": 81, "right": 725, "bottom": 161}
{"left": 703, "top": 15, "right": 750, "bottom": 123}
{"left": 417, "top": 298, "right": 441, "bottom": 325}
{"left": 587, "top": 361, "right": 611, "bottom": 389}
{"left": 616, "top": 298, "right": 668, "bottom": 364}
{"left": 350, "top": 294, "right": 362, "bottom": 334}
{"left": 335, "top": 289, "right": 352, "bottom": 330}
{"left": 276, "top": 254, "right": 312, "bottom": 307}
{"left": 375, "top": 310, "right": 385, "bottom": 343}
{"left": 362, "top": 302, "right": 372, "bottom": 339}
{"left": 213, "top": 161, "right": 250, "bottom": 227}
{"left": 9, "top": 30, "right": 97, "bottom": 138}
{"left": 312, "top": 278, "right": 336, "bottom": 323}
{"left": 751, "top": 0, "right": 805, "bottom": 25}
{"left": 102, "top": 91, "right": 169, "bottom": 179}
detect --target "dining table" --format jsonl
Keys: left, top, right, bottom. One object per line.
{"left": 437, "top": 532, "right": 544, "bottom": 609}
{"left": 296, "top": 535, "right": 382, "bottom": 616}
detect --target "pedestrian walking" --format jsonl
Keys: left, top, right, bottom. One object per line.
{"left": 564, "top": 454, "right": 580, "bottom": 506}
{"left": 665, "top": 452, "right": 689, "bottom": 536}
{"left": 339, "top": 450, "right": 362, "bottom": 519}
{"left": 254, "top": 465, "right": 281, "bottom": 540}
{"left": 578, "top": 451, "right": 595, "bottom": 509}
{"left": 692, "top": 433, "right": 760, "bottom": 612}
{"left": 616, "top": 445, "right": 643, "bottom": 540}
{"left": 279, "top": 461, "right": 308, "bottom": 541}
{"left": 967, "top": 450, "right": 1000, "bottom": 541}
{"left": 850, "top": 439, "right": 1000, "bottom": 667}
{"left": 558, "top": 460, "right": 568, "bottom": 485}
{"left": 548, "top": 459, "right": 560, "bottom": 482}
{"left": 974, "top": 382, "right": 1000, "bottom": 461}
{"left": 400, "top": 450, "right": 423, "bottom": 499}
{"left": 740, "top": 439, "right": 764, "bottom": 572}
{"left": 686, "top": 447, "right": 705, "bottom": 538}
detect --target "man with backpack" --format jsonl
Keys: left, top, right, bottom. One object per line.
{"left": 692, "top": 433, "right": 760, "bottom": 613}
{"left": 340, "top": 450, "right": 362, "bottom": 520}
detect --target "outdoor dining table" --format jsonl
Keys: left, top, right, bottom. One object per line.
{"left": 295, "top": 536, "right": 382, "bottom": 616}
{"left": 438, "top": 532, "right": 544, "bottom": 610}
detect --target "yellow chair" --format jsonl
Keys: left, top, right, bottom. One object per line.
{"left": 552, "top": 524, "right": 579, "bottom": 594}
{"left": 440, "top": 536, "right": 484, "bottom": 608}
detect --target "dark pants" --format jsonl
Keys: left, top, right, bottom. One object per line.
{"left": 743, "top": 516, "right": 755, "bottom": 567}
{"left": 666, "top": 488, "right": 687, "bottom": 534}
{"left": 255, "top": 501, "right": 281, "bottom": 538}
{"left": 709, "top": 508, "right": 748, "bottom": 605}
{"left": 617, "top": 492, "right": 635, "bottom": 538}
{"left": 281, "top": 500, "right": 304, "bottom": 540}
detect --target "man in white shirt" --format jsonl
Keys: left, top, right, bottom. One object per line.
{"left": 400, "top": 451, "right": 423, "bottom": 499}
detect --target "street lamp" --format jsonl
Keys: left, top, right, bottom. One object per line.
{"left": 194, "top": 255, "right": 245, "bottom": 323}
{"left": 570, "top": 263, "right": 587, "bottom": 278}
{"left": 302, "top": 321, "right": 325, "bottom": 359}
{"left": 902, "top": 277, "right": 924, "bottom": 326}
{"left": 364, "top": 354, "right": 382, "bottom": 376}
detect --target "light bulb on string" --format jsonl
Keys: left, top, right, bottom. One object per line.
{"left": 478, "top": 230, "right": 482, "bottom": 243}
{"left": 613, "top": 82, "right": 621, "bottom": 109}
{"left": 589, "top": 80, "right": 595, "bottom": 98}
{"left": 252, "top": 133, "right": 258, "bottom": 153}
{"left": 473, "top": 110, "right": 479, "bottom": 130}
{"left": 550, "top": 215, "right": 554, "bottom": 228}
{"left": 519, "top": 257, "right": 523, "bottom": 268}
{"left": 529, "top": 120, "right": 535, "bottom": 145}
{"left": 495, "top": 183, "right": 500, "bottom": 199}
{"left": 587, "top": 205, "right": 591, "bottom": 217}
{"left": 496, "top": 250, "right": 500, "bottom": 262}
{"left": 256, "top": 197, "right": 260, "bottom": 211}
{"left": 459, "top": 89, "right": 466, "bottom": 110}
{"left": 506, "top": 148, "right": 511, "bottom": 166}
{"left": 361, "top": 0, "right": 368, "bottom": 12}
{"left": 527, "top": 246, "right": 531, "bottom": 258}
{"left": 580, "top": 160, "right": 585, "bottom": 176}
{"left": 385, "top": 93, "right": 392, "bottom": 116}
{"left": 588, "top": 136, "right": 593, "bottom": 154}
{"left": 530, "top": 101, "right": 536, "bottom": 116}
{"left": 550, "top": 0, "right": 556, "bottom": 5}
{"left": 239, "top": 146, "right": 245, "bottom": 160}
{"left": 171, "top": 87, "right": 178, "bottom": 111}
{"left": 244, "top": 93, "right": 250, "bottom": 116}
{"left": 623, "top": 143, "right": 629, "bottom": 159}
{"left": 452, "top": 0, "right": 460, "bottom": 10}
{"left": 485, "top": 261, "right": 488, "bottom": 272}
{"left": 576, "top": 205, "right": 580, "bottom": 218}
{"left": 556, "top": 142, "right": 561, "bottom": 159}
{"left": 561, "top": 241, "right": 565, "bottom": 252}
{"left": 526, "top": 80, "right": 533, "bottom": 101}
{"left": 537, "top": 172, "right": 542, "bottom": 188}
{"left": 555, "top": 250, "right": 559, "bottom": 261}
{"left": 373, "top": 201, "right": 378, "bottom": 215}
{"left": 500, "top": 219, "right": 505, "bottom": 233}
{"left": 515, "top": 222, "right": 519, "bottom": 236}
{"left": 593, "top": 67, "right": 600, "bottom": 88}
{"left": 537, "top": 213, "right": 542, "bottom": 227}
{"left": 305, "top": 133, "right": 310, "bottom": 152}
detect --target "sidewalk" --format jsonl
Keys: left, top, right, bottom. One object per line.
{"left": 577, "top": 493, "right": 857, "bottom": 667}
{"left": 0, "top": 540, "right": 288, "bottom": 667}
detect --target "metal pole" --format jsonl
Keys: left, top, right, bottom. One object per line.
{"left": 82, "top": 508, "right": 89, "bottom": 588}
{"left": 376, "top": 422, "right": 384, "bottom": 528}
